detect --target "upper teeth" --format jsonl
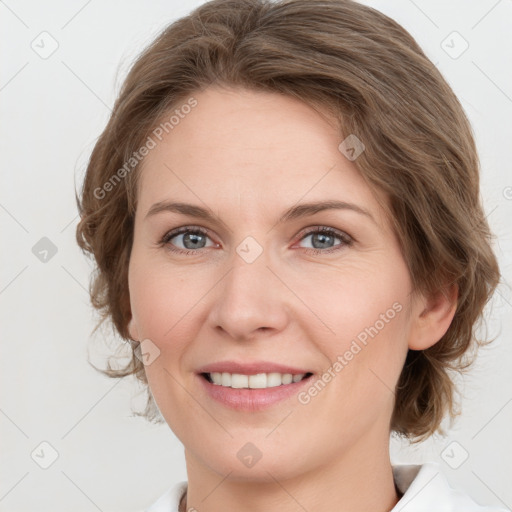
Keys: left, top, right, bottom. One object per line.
{"left": 208, "top": 372, "right": 306, "bottom": 389}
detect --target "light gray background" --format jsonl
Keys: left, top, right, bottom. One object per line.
{"left": 1, "top": 1, "right": 511, "bottom": 511}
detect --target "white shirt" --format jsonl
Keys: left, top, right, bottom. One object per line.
{"left": 145, "top": 462, "right": 510, "bottom": 512}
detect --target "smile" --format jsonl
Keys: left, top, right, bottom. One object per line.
{"left": 202, "top": 371, "right": 313, "bottom": 389}
{"left": 197, "top": 371, "right": 315, "bottom": 411}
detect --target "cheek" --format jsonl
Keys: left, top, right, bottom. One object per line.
{"left": 128, "top": 253, "right": 193, "bottom": 341}
{"left": 304, "top": 260, "right": 411, "bottom": 393}
{"left": 332, "top": 304, "right": 409, "bottom": 418}
{"left": 299, "top": 257, "right": 410, "bottom": 342}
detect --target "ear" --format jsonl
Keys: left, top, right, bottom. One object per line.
{"left": 127, "top": 316, "right": 140, "bottom": 341}
{"left": 408, "top": 282, "right": 458, "bottom": 350}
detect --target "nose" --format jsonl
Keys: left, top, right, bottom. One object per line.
{"left": 207, "top": 246, "right": 290, "bottom": 342}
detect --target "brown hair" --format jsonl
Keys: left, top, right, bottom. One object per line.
{"left": 76, "top": 0, "right": 500, "bottom": 441}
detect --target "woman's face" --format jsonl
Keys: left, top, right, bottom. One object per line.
{"left": 128, "top": 85, "right": 418, "bottom": 481}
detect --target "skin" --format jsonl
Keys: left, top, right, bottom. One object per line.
{"left": 127, "top": 85, "right": 457, "bottom": 512}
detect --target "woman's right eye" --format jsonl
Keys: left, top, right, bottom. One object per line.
{"left": 160, "top": 227, "right": 216, "bottom": 254}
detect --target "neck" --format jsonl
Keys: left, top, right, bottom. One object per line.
{"left": 181, "top": 434, "right": 400, "bottom": 512}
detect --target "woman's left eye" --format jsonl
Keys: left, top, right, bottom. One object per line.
{"left": 296, "top": 227, "right": 353, "bottom": 254}
{"left": 159, "top": 226, "right": 352, "bottom": 255}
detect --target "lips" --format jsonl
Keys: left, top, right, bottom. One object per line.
{"left": 197, "top": 369, "right": 314, "bottom": 411}
{"left": 195, "top": 360, "right": 316, "bottom": 410}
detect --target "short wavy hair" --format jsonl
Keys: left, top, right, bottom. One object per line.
{"left": 76, "top": 0, "right": 500, "bottom": 441}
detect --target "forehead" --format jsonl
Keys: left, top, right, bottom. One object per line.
{"left": 136, "top": 86, "right": 388, "bottom": 224}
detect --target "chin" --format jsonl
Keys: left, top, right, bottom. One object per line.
{"left": 187, "top": 434, "right": 318, "bottom": 484}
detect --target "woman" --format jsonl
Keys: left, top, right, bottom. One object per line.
{"left": 76, "top": 0, "right": 507, "bottom": 510}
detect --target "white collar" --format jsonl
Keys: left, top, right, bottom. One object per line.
{"left": 390, "top": 462, "right": 507, "bottom": 511}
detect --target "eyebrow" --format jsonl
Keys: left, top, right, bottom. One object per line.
{"left": 144, "top": 199, "right": 375, "bottom": 226}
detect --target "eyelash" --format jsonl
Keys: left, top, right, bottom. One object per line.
{"left": 158, "top": 225, "right": 353, "bottom": 256}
